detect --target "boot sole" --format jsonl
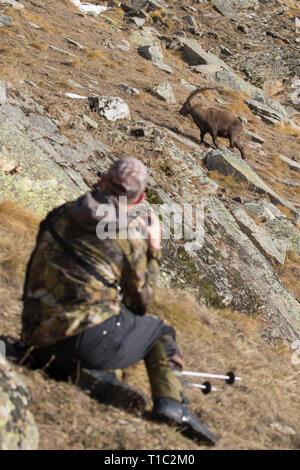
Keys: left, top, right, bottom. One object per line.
{"left": 77, "top": 368, "right": 147, "bottom": 414}
{"left": 153, "top": 409, "right": 216, "bottom": 446}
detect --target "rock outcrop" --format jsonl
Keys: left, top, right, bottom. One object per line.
{"left": 204, "top": 148, "right": 299, "bottom": 220}
{"left": 89, "top": 96, "right": 131, "bottom": 121}
{"left": 0, "top": 356, "right": 39, "bottom": 450}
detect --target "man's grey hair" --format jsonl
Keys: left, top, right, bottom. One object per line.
{"left": 104, "top": 157, "right": 149, "bottom": 200}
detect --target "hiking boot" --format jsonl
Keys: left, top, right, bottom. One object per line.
{"left": 152, "top": 397, "right": 216, "bottom": 445}
{"left": 73, "top": 368, "right": 147, "bottom": 414}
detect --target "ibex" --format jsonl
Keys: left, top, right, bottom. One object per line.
{"left": 179, "top": 87, "right": 245, "bottom": 159}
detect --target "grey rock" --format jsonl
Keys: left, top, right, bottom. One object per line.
{"left": 167, "top": 129, "right": 201, "bottom": 150}
{"left": 214, "top": 69, "right": 258, "bottom": 94}
{"left": 244, "top": 129, "right": 265, "bottom": 144}
{"left": 130, "top": 27, "right": 159, "bottom": 46}
{"left": 0, "top": 81, "right": 6, "bottom": 105}
{"left": 188, "top": 27, "right": 202, "bottom": 37}
{"left": 183, "top": 15, "right": 197, "bottom": 27}
{"left": 0, "top": 0, "right": 23, "bottom": 8}
{"left": 117, "top": 39, "right": 131, "bottom": 51}
{"left": 232, "top": 206, "right": 288, "bottom": 265}
{"left": 181, "top": 38, "right": 229, "bottom": 68}
{"left": 167, "top": 37, "right": 184, "bottom": 51}
{"left": 0, "top": 103, "right": 111, "bottom": 214}
{"left": 121, "top": 0, "right": 147, "bottom": 13}
{"left": 0, "top": 13, "right": 12, "bottom": 27}
{"left": 130, "top": 121, "right": 152, "bottom": 137}
{"left": 270, "top": 422, "right": 296, "bottom": 436}
{"left": 130, "top": 16, "right": 146, "bottom": 27}
{"left": 220, "top": 46, "right": 233, "bottom": 56}
{"left": 212, "top": 0, "right": 259, "bottom": 21}
{"left": 65, "top": 92, "right": 87, "bottom": 99}
{"left": 179, "top": 79, "right": 197, "bottom": 92}
{"left": 151, "top": 81, "right": 176, "bottom": 105}
{"left": 211, "top": 0, "right": 238, "bottom": 21}
{"left": 282, "top": 180, "right": 300, "bottom": 188}
{"left": 156, "top": 62, "right": 172, "bottom": 74}
{"left": 172, "top": 149, "right": 218, "bottom": 193}
{"left": 213, "top": 70, "right": 291, "bottom": 126}
{"left": 243, "top": 200, "right": 286, "bottom": 220}
{"left": 263, "top": 218, "right": 300, "bottom": 256}
{"left": 82, "top": 114, "right": 98, "bottom": 129}
{"left": 89, "top": 96, "right": 131, "bottom": 121}
{"left": 138, "top": 44, "right": 163, "bottom": 62}
{"left": 103, "top": 39, "right": 115, "bottom": 49}
{"left": 117, "top": 43, "right": 129, "bottom": 51}
{"left": 27, "top": 21, "right": 40, "bottom": 29}
{"left": 245, "top": 98, "right": 288, "bottom": 124}
{"left": 48, "top": 45, "right": 76, "bottom": 57}
{"left": 279, "top": 154, "right": 300, "bottom": 172}
{"left": 66, "top": 79, "right": 85, "bottom": 89}
{"left": 0, "top": 356, "right": 39, "bottom": 450}
{"left": 204, "top": 148, "right": 299, "bottom": 218}
{"left": 137, "top": 44, "right": 172, "bottom": 72}
{"left": 237, "top": 24, "right": 249, "bottom": 34}
{"left": 26, "top": 113, "right": 69, "bottom": 144}
{"left": 192, "top": 63, "right": 225, "bottom": 75}
{"left": 146, "top": 0, "right": 165, "bottom": 11}
{"left": 64, "top": 37, "right": 84, "bottom": 50}
{"left": 120, "top": 83, "right": 140, "bottom": 95}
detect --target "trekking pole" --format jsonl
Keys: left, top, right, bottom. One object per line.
{"left": 177, "top": 371, "right": 242, "bottom": 385}
{"left": 183, "top": 380, "right": 218, "bottom": 395}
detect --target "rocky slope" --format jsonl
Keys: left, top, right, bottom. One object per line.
{"left": 0, "top": 0, "right": 300, "bottom": 450}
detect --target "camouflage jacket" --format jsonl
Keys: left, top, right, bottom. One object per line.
{"left": 22, "top": 190, "right": 162, "bottom": 347}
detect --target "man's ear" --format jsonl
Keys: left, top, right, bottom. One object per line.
{"left": 98, "top": 175, "right": 106, "bottom": 189}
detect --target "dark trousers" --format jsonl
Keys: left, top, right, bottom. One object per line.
{"left": 32, "top": 308, "right": 183, "bottom": 401}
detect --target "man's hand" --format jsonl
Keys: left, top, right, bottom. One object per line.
{"left": 137, "top": 213, "right": 162, "bottom": 251}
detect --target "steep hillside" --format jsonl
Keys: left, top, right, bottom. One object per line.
{"left": 0, "top": 0, "right": 300, "bottom": 450}
{"left": 1, "top": 201, "right": 299, "bottom": 450}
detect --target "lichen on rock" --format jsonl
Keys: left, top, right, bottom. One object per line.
{"left": 0, "top": 356, "right": 39, "bottom": 450}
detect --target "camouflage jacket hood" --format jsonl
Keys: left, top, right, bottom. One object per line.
{"left": 68, "top": 190, "right": 131, "bottom": 233}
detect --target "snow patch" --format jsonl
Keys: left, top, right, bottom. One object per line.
{"left": 69, "top": 0, "right": 108, "bottom": 15}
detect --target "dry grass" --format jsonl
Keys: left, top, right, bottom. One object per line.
{"left": 227, "top": 100, "right": 254, "bottom": 117}
{"left": 207, "top": 171, "right": 249, "bottom": 197}
{"left": 19, "top": 9, "right": 63, "bottom": 34}
{"left": 0, "top": 201, "right": 39, "bottom": 287}
{"left": 136, "top": 62, "right": 152, "bottom": 77}
{"left": 0, "top": 46, "right": 24, "bottom": 57}
{"left": 84, "top": 48, "right": 116, "bottom": 68}
{"left": 277, "top": 122, "right": 300, "bottom": 140}
{"left": 221, "top": 87, "right": 250, "bottom": 101}
{"left": 0, "top": 202, "right": 39, "bottom": 334}
{"left": 275, "top": 204, "right": 295, "bottom": 220}
{"left": 276, "top": 250, "right": 300, "bottom": 302}
{"left": 30, "top": 42, "right": 48, "bottom": 51}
